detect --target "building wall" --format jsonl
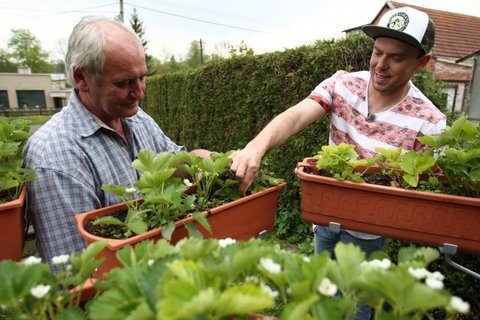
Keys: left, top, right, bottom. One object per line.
{"left": 431, "top": 59, "right": 472, "bottom": 113}
{"left": 0, "top": 73, "right": 53, "bottom": 109}
{"left": 0, "top": 73, "right": 70, "bottom": 110}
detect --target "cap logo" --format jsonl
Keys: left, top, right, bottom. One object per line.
{"left": 387, "top": 12, "right": 409, "bottom": 31}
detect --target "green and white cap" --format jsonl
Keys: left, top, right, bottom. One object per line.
{"left": 362, "top": 7, "right": 436, "bottom": 54}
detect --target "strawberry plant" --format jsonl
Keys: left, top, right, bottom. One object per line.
{"left": 0, "top": 117, "right": 36, "bottom": 202}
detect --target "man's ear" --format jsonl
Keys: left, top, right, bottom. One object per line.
{"left": 416, "top": 54, "right": 432, "bottom": 71}
{"left": 73, "top": 67, "right": 90, "bottom": 91}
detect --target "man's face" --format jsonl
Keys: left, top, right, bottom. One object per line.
{"left": 78, "top": 26, "right": 148, "bottom": 123}
{"left": 369, "top": 37, "right": 426, "bottom": 94}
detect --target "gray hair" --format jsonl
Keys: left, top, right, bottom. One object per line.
{"left": 65, "top": 16, "right": 143, "bottom": 87}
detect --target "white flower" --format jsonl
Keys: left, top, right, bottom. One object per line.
{"left": 429, "top": 271, "right": 445, "bottom": 281}
{"left": 361, "top": 258, "right": 391, "bottom": 270}
{"left": 303, "top": 256, "right": 310, "bottom": 263}
{"left": 371, "top": 258, "right": 391, "bottom": 269}
{"left": 450, "top": 296, "right": 470, "bottom": 313}
{"left": 218, "top": 238, "right": 236, "bottom": 248}
{"left": 147, "top": 259, "right": 154, "bottom": 266}
{"left": 125, "top": 187, "right": 136, "bottom": 194}
{"left": 30, "top": 285, "right": 51, "bottom": 299}
{"left": 183, "top": 179, "right": 193, "bottom": 187}
{"left": 51, "top": 254, "right": 69, "bottom": 265}
{"left": 260, "top": 283, "right": 279, "bottom": 299}
{"left": 22, "top": 256, "right": 42, "bottom": 265}
{"left": 425, "top": 277, "right": 444, "bottom": 290}
{"left": 318, "top": 277, "right": 338, "bottom": 296}
{"left": 259, "top": 258, "right": 281, "bottom": 274}
{"left": 408, "top": 267, "right": 430, "bottom": 279}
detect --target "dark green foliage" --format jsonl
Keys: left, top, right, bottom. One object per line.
{"left": 386, "top": 239, "right": 480, "bottom": 319}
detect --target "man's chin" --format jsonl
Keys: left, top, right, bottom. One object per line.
{"left": 124, "top": 105, "right": 139, "bottom": 117}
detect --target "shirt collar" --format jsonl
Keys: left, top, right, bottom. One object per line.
{"left": 69, "top": 89, "right": 136, "bottom": 138}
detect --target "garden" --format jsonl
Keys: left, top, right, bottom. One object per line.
{"left": 0, "top": 35, "right": 479, "bottom": 319}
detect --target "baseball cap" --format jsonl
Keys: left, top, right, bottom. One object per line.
{"left": 362, "top": 7, "right": 436, "bottom": 54}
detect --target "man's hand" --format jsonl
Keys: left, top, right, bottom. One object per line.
{"left": 229, "top": 147, "right": 264, "bottom": 194}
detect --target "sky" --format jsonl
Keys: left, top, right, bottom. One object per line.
{"left": 1, "top": 0, "right": 480, "bottom": 62}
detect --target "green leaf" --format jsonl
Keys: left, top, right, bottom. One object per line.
{"left": 88, "top": 289, "right": 144, "bottom": 320}
{"left": 161, "top": 221, "right": 176, "bottom": 240}
{"left": 184, "top": 222, "right": 204, "bottom": 239}
{"left": 282, "top": 295, "right": 318, "bottom": 320}
{"left": 0, "top": 260, "right": 49, "bottom": 303}
{"left": 192, "top": 211, "right": 211, "bottom": 233}
{"left": 68, "top": 241, "right": 108, "bottom": 286}
{"left": 329, "top": 242, "right": 365, "bottom": 291}
{"left": 401, "top": 283, "right": 450, "bottom": 313}
{"left": 125, "top": 213, "right": 148, "bottom": 235}
{"left": 215, "top": 283, "right": 274, "bottom": 317}
{"left": 91, "top": 216, "right": 125, "bottom": 226}
{"left": 402, "top": 173, "right": 419, "bottom": 188}
{"left": 56, "top": 307, "right": 87, "bottom": 320}
{"left": 158, "top": 285, "right": 216, "bottom": 319}
{"left": 101, "top": 184, "right": 128, "bottom": 198}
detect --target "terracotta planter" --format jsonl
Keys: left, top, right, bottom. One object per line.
{"left": 296, "top": 158, "right": 480, "bottom": 253}
{"left": 0, "top": 186, "right": 26, "bottom": 261}
{"left": 69, "top": 278, "right": 97, "bottom": 303}
{"left": 75, "top": 183, "right": 286, "bottom": 277}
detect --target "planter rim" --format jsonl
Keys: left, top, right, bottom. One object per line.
{"left": 75, "top": 182, "right": 287, "bottom": 250}
{"left": 0, "top": 185, "right": 26, "bottom": 212}
{"left": 296, "top": 158, "right": 480, "bottom": 207}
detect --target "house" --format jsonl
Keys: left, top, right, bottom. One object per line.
{"left": 345, "top": 1, "right": 480, "bottom": 114}
{"left": 0, "top": 66, "right": 70, "bottom": 116}
{"left": 457, "top": 50, "right": 480, "bottom": 122}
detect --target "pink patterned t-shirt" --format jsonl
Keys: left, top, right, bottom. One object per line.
{"left": 308, "top": 70, "right": 446, "bottom": 159}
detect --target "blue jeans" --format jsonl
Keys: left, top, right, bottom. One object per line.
{"left": 314, "top": 225, "right": 385, "bottom": 320}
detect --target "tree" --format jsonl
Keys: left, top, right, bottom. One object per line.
{"left": 228, "top": 41, "right": 254, "bottom": 57}
{"left": 129, "top": 8, "right": 157, "bottom": 75}
{"left": 0, "top": 48, "right": 17, "bottom": 72}
{"left": 7, "top": 29, "right": 53, "bottom": 73}
{"left": 184, "top": 40, "right": 205, "bottom": 69}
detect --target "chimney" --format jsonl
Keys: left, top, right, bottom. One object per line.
{"left": 17, "top": 66, "right": 31, "bottom": 74}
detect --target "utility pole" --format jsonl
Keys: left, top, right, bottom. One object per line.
{"left": 119, "top": 0, "right": 124, "bottom": 22}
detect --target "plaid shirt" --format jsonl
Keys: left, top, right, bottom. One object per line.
{"left": 23, "top": 90, "right": 185, "bottom": 267}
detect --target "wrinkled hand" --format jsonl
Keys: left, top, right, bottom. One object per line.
{"left": 229, "top": 147, "right": 263, "bottom": 194}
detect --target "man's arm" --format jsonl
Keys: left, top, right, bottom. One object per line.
{"left": 230, "top": 98, "right": 327, "bottom": 193}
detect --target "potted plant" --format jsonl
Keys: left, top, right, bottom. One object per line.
{"left": 296, "top": 117, "right": 480, "bottom": 253}
{"left": 0, "top": 117, "right": 36, "bottom": 261}
{"left": 0, "top": 241, "right": 106, "bottom": 319}
{"left": 75, "top": 150, "right": 286, "bottom": 276}
{"left": 0, "top": 238, "right": 470, "bottom": 319}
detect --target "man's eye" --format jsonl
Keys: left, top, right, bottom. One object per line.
{"left": 114, "top": 80, "right": 129, "bottom": 88}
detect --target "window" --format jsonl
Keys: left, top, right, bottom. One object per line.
{"left": 442, "top": 86, "right": 457, "bottom": 112}
{"left": 16, "top": 90, "right": 46, "bottom": 109}
{"left": 0, "top": 91, "right": 9, "bottom": 110}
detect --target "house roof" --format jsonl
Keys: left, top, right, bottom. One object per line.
{"left": 371, "top": 1, "right": 480, "bottom": 59}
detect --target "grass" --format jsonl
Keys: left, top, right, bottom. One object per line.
{"left": 15, "top": 115, "right": 51, "bottom": 125}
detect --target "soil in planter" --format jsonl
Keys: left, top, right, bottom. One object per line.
{"left": 306, "top": 167, "right": 394, "bottom": 187}
{"left": 84, "top": 204, "right": 210, "bottom": 239}
{"left": 84, "top": 209, "right": 129, "bottom": 239}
